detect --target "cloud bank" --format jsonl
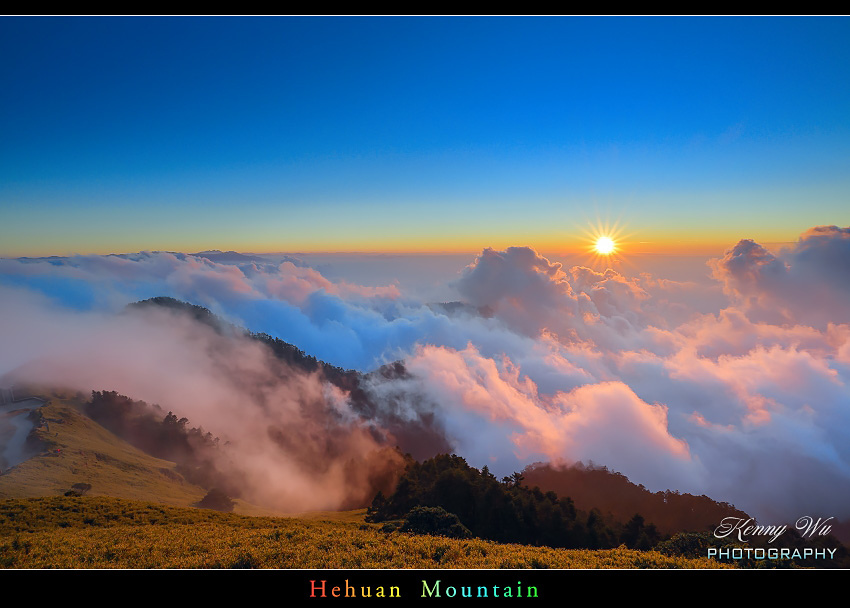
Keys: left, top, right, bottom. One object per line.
{"left": 2, "top": 228, "right": 849, "bottom": 521}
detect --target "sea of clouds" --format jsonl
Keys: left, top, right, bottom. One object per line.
{"left": 2, "top": 226, "right": 849, "bottom": 520}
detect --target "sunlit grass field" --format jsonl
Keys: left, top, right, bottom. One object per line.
{"left": 0, "top": 496, "right": 730, "bottom": 569}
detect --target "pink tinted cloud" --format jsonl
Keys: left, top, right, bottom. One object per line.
{"left": 404, "top": 343, "right": 694, "bottom": 491}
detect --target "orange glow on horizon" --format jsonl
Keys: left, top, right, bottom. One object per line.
{"left": 1, "top": 225, "right": 786, "bottom": 259}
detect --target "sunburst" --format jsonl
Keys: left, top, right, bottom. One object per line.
{"left": 576, "top": 218, "right": 633, "bottom": 270}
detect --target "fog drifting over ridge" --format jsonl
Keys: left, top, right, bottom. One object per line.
{"left": 2, "top": 226, "right": 850, "bottom": 521}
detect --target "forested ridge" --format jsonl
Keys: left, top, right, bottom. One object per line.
{"left": 369, "top": 453, "right": 664, "bottom": 550}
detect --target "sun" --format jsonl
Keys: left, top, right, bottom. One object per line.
{"left": 595, "top": 236, "right": 616, "bottom": 255}
{"left": 574, "top": 217, "right": 634, "bottom": 271}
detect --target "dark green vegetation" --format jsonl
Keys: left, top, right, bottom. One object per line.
{"left": 195, "top": 488, "right": 235, "bottom": 512}
{"left": 127, "top": 296, "right": 229, "bottom": 329}
{"left": 366, "top": 454, "right": 850, "bottom": 568}
{"left": 398, "top": 506, "right": 472, "bottom": 539}
{"left": 86, "top": 389, "right": 231, "bottom": 494}
{"left": 367, "top": 454, "right": 661, "bottom": 550}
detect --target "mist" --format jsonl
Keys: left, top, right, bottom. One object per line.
{"left": 2, "top": 228, "right": 849, "bottom": 521}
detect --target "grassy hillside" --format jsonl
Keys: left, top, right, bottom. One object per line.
{"left": 0, "top": 496, "right": 730, "bottom": 569}
{"left": 0, "top": 392, "right": 207, "bottom": 507}
{"left": 0, "top": 391, "right": 334, "bottom": 517}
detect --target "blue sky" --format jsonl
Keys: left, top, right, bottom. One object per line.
{"left": 2, "top": 16, "right": 849, "bottom": 255}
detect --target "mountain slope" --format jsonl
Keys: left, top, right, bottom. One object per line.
{"left": 522, "top": 461, "right": 750, "bottom": 536}
{"left": 0, "top": 391, "right": 207, "bottom": 506}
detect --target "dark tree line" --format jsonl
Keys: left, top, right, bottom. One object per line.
{"left": 86, "top": 390, "right": 235, "bottom": 494}
{"left": 366, "top": 453, "right": 661, "bottom": 550}
{"left": 127, "top": 297, "right": 229, "bottom": 331}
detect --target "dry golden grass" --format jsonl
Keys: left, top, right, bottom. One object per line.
{"left": 0, "top": 496, "right": 730, "bottom": 569}
{"left": 0, "top": 396, "right": 207, "bottom": 506}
